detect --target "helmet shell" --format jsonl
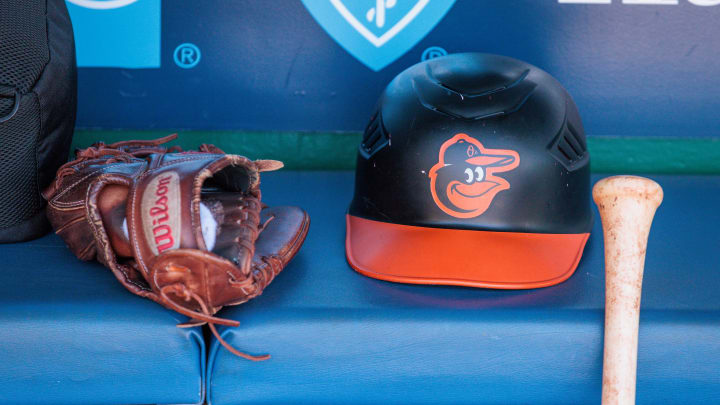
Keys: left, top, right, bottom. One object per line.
{"left": 350, "top": 53, "right": 591, "bottom": 234}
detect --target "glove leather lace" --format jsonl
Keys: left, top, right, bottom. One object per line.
{"left": 159, "top": 283, "right": 270, "bottom": 361}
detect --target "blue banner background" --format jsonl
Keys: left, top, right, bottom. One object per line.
{"left": 69, "top": 0, "right": 720, "bottom": 137}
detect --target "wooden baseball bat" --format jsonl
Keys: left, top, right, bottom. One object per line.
{"left": 593, "top": 175, "right": 663, "bottom": 405}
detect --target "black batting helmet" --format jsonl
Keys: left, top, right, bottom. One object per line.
{"left": 346, "top": 53, "right": 592, "bottom": 289}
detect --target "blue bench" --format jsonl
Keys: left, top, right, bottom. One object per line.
{"left": 0, "top": 236, "right": 205, "bottom": 404}
{"left": 2, "top": 172, "right": 718, "bottom": 404}
{"left": 207, "top": 172, "right": 720, "bottom": 405}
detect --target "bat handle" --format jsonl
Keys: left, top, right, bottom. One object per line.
{"left": 593, "top": 176, "right": 663, "bottom": 405}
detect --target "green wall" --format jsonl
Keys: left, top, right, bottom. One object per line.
{"left": 72, "top": 130, "right": 720, "bottom": 174}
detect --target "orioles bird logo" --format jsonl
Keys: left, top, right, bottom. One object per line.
{"left": 429, "top": 133, "right": 520, "bottom": 218}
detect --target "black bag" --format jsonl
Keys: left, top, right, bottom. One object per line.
{"left": 0, "top": 0, "right": 77, "bottom": 242}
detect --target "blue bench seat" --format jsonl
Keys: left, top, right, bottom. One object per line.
{"left": 207, "top": 172, "right": 720, "bottom": 405}
{"left": 0, "top": 235, "right": 205, "bottom": 405}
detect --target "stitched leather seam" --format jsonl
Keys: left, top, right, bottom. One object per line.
{"left": 53, "top": 214, "right": 86, "bottom": 234}
{"left": 52, "top": 162, "right": 145, "bottom": 207}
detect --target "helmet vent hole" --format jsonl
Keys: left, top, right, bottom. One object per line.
{"left": 359, "top": 110, "right": 390, "bottom": 159}
{"left": 549, "top": 121, "right": 588, "bottom": 170}
{"left": 566, "top": 122, "right": 587, "bottom": 152}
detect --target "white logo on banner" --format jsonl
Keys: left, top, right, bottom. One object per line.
{"left": 330, "top": 0, "right": 429, "bottom": 47}
{"left": 67, "top": 0, "right": 139, "bottom": 9}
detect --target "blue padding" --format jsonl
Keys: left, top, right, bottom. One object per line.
{"left": 0, "top": 236, "right": 205, "bottom": 405}
{"left": 207, "top": 173, "right": 720, "bottom": 405}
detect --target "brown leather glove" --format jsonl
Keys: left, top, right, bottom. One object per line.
{"left": 43, "top": 134, "right": 309, "bottom": 360}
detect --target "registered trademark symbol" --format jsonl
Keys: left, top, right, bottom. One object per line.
{"left": 174, "top": 43, "right": 201, "bottom": 69}
{"left": 421, "top": 46, "right": 448, "bottom": 61}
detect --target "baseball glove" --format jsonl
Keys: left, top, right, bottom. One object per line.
{"left": 43, "top": 134, "right": 309, "bottom": 360}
